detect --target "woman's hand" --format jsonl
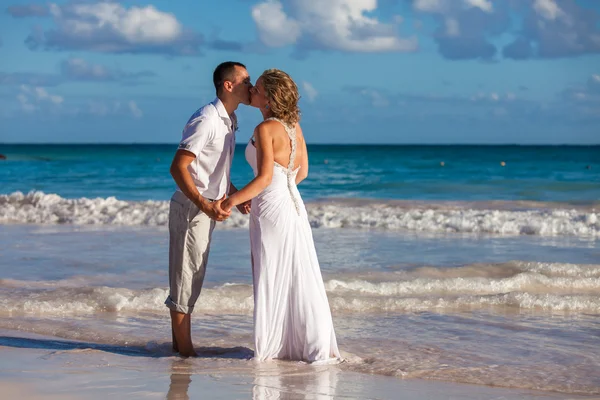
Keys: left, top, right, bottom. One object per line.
{"left": 222, "top": 198, "right": 233, "bottom": 213}
{"left": 237, "top": 200, "right": 251, "bottom": 214}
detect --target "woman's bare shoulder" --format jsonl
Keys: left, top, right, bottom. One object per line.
{"left": 294, "top": 123, "right": 305, "bottom": 142}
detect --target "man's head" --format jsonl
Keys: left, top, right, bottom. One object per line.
{"left": 213, "top": 61, "right": 252, "bottom": 106}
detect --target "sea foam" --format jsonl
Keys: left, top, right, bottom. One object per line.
{"left": 1, "top": 191, "right": 598, "bottom": 237}
{"left": 2, "top": 262, "right": 598, "bottom": 315}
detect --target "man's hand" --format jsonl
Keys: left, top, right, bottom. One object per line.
{"left": 201, "top": 195, "right": 231, "bottom": 222}
{"left": 236, "top": 200, "right": 251, "bottom": 215}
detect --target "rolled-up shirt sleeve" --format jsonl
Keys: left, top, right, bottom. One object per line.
{"left": 178, "top": 116, "right": 214, "bottom": 157}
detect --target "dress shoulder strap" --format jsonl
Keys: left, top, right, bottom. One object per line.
{"left": 263, "top": 117, "right": 300, "bottom": 215}
{"left": 264, "top": 117, "right": 295, "bottom": 137}
{"left": 264, "top": 117, "right": 297, "bottom": 172}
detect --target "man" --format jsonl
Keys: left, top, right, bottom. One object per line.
{"left": 166, "top": 61, "right": 252, "bottom": 357}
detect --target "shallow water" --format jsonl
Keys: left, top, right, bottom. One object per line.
{"left": 2, "top": 341, "right": 587, "bottom": 400}
{"left": 1, "top": 143, "right": 598, "bottom": 395}
{"left": 1, "top": 225, "right": 598, "bottom": 395}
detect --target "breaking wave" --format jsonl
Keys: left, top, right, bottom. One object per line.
{"left": 2, "top": 261, "right": 599, "bottom": 315}
{"left": 1, "top": 191, "right": 598, "bottom": 237}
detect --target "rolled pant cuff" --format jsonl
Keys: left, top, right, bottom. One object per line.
{"left": 165, "top": 296, "right": 194, "bottom": 314}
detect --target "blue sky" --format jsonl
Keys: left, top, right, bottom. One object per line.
{"left": 0, "top": 0, "right": 599, "bottom": 144}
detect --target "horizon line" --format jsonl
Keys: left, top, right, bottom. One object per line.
{"left": 1, "top": 142, "right": 599, "bottom": 147}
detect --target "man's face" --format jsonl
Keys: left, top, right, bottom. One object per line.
{"left": 229, "top": 66, "right": 252, "bottom": 105}
{"left": 250, "top": 76, "right": 268, "bottom": 110}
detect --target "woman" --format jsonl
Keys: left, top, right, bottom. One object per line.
{"left": 222, "top": 69, "right": 341, "bottom": 363}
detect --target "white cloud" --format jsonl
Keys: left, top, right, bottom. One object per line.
{"left": 59, "top": 58, "right": 154, "bottom": 83}
{"left": 360, "top": 88, "right": 389, "bottom": 107}
{"left": 302, "top": 82, "right": 318, "bottom": 102}
{"left": 470, "top": 92, "right": 516, "bottom": 102}
{"left": 414, "top": 0, "right": 491, "bottom": 14}
{"left": 413, "top": 0, "right": 446, "bottom": 13}
{"left": 34, "top": 87, "right": 63, "bottom": 104}
{"left": 464, "top": 0, "right": 493, "bottom": 13}
{"left": 128, "top": 101, "right": 143, "bottom": 118}
{"left": 251, "top": 0, "right": 417, "bottom": 53}
{"left": 17, "top": 93, "right": 36, "bottom": 112}
{"left": 413, "top": 1, "right": 598, "bottom": 61}
{"left": 17, "top": 85, "right": 64, "bottom": 112}
{"left": 412, "top": 0, "right": 502, "bottom": 60}
{"left": 49, "top": 2, "right": 182, "bottom": 44}
{"left": 504, "top": 1, "right": 600, "bottom": 59}
{"left": 532, "top": 0, "right": 565, "bottom": 21}
{"left": 63, "top": 58, "right": 111, "bottom": 79}
{"left": 86, "top": 99, "right": 143, "bottom": 118}
{"left": 12, "top": 84, "right": 143, "bottom": 118}
{"left": 24, "top": 2, "right": 205, "bottom": 55}
{"left": 561, "top": 74, "right": 600, "bottom": 103}
{"left": 252, "top": 2, "right": 301, "bottom": 47}
{"left": 1, "top": 58, "right": 154, "bottom": 87}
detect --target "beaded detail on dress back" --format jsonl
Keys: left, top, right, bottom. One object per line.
{"left": 264, "top": 117, "right": 297, "bottom": 168}
{"left": 264, "top": 117, "right": 300, "bottom": 215}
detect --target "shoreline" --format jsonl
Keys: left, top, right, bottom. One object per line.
{"left": 0, "top": 339, "right": 591, "bottom": 400}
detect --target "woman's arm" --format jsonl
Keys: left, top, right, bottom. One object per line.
{"left": 222, "top": 124, "right": 274, "bottom": 211}
{"left": 295, "top": 124, "right": 309, "bottom": 185}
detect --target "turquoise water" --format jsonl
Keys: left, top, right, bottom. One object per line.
{"left": 1, "top": 143, "right": 599, "bottom": 394}
{"left": 1, "top": 144, "right": 598, "bottom": 202}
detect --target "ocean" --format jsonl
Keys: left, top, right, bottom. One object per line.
{"left": 1, "top": 144, "right": 599, "bottom": 396}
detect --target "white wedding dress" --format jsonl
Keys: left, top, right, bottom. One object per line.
{"left": 245, "top": 117, "right": 341, "bottom": 363}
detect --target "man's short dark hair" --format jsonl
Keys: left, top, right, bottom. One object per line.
{"left": 213, "top": 61, "right": 246, "bottom": 96}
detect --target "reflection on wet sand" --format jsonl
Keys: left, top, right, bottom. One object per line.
{"left": 167, "top": 360, "right": 193, "bottom": 400}
{"left": 165, "top": 359, "right": 340, "bottom": 400}
{"left": 252, "top": 361, "right": 339, "bottom": 400}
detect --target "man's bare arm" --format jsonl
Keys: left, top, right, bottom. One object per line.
{"left": 170, "top": 149, "right": 230, "bottom": 221}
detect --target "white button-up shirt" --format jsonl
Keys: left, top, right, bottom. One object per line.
{"left": 177, "top": 98, "right": 237, "bottom": 200}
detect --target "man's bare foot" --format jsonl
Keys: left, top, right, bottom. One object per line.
{"left": 178, "top": 348, "right": 198, "bottom": 358}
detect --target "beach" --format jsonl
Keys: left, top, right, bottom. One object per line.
{"left": 2, "top": 0, "right": 599, "bottom": 395}
{"left": 3, "top": 336, "right": 595, "bottom": 400}
{"left": 0, "top": 337, "right": 590, "bottom": 400}
{"left": 0, "top": 144, "right": 599, "bottom": 398}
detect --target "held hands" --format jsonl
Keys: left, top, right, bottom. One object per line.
{"left": 204, "top": 195, "right": 250, "bottom": 223}
{"left": 222, "top": 198, "right": 251, "bottom": 215}
{"left": 203, "top": 194, "right": 231, "bottom": 222}
{"left": 237, "top": 200, "right": 251, "bottom": 215}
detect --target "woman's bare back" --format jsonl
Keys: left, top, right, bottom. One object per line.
{"left": 267, "top": 120, "right": 305, "bottom": 170}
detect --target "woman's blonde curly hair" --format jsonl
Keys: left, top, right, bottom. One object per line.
{"left": 261, "top": 69, "right": 301, "bottom": 126}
